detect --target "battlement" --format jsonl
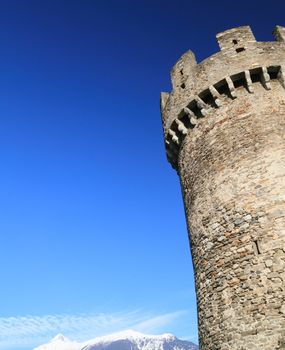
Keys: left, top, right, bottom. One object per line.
{"left": 170, "top": 50, "right": 197, "bottom": 92}
{"left": 274, "top": 25, "right": 285, "bottom": 42}
{"left": 216, "top": 26, "right": 256, "bottom": 51}
{"left": 161, "top": 25, "right": 285, "bottom": 168}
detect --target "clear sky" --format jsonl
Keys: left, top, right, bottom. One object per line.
{"left": 0, "top": 1, "right": 284, "bottom": 349}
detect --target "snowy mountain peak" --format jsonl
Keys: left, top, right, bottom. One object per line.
{"left": 51, "top": 334, "right": 69, "bottom": 342}
{"left": 34, "top": 334, "right": 81, "bottom": 350}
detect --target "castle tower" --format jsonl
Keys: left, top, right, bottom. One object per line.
{"left": 160, "top": 26, "right": 285, "bottom": 350}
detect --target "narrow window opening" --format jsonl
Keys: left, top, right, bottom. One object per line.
{"left": 253, "top": 240, "right": 261, "bottom": 255}
{"left": 180, "top": 69, "right": 184, "bottom": 76}
{"left": 181, "top": 83, "right": 185, "bottom": 89}
{"left": 236, "top": 47, "right": 245, "bottom": 53}
{"left": 233, "top": 39, "right": 238, "bottom": 45}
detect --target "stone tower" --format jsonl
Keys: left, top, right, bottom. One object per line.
{"left": 160, "top": 26, "right": 285, "bottom": 350}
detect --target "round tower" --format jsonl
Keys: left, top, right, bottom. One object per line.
{"left": 160, "top": 26, "right": 285, "bottom": 350}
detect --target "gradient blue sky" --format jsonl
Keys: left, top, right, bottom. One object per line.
{"left": 0, "top": 1, "right": 284, "bottom": 349}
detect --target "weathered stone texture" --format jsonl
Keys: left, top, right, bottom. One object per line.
{"left": 160, "top": 26, "right": 285, "bottom": 350}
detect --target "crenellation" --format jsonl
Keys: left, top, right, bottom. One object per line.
{"left": 160, "top": 92, "right": 170, "bottom": 112}
{"left": 161, "top": 35, "right": 285, "bottom": 134}
{"left": 165, "top": 64, "right": 285, "bottom": 169}
{"left": 170, "top": 50, "right": 197, "bottom": 91}
{"left": 216, "top": 26, "right": 256, "bottom": 51}
{"left": 274, "top": 26, "right": 285, "bottom": 43}
{"left": 160, "top": 25, "right": 285, "bottom": 350}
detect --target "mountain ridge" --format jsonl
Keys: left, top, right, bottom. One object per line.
{"left": 33, "top": 329, "right": 199, "bottom": 350}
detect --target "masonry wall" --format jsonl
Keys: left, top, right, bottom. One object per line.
{"left": 180, "top": 81, "right": 285, "bottom": 350}
{"left": 161, "top": 26, "right": 285, "bottom": 350}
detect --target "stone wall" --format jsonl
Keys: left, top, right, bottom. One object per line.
{"left": 160, "top": 26, "right": 285, "bottom": 350}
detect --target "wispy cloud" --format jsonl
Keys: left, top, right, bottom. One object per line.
{"left": 133, "top": 310, "right": 188, "bottom": 332}
{"left": 0, "top": 309, "right": 192, "bottom": 349}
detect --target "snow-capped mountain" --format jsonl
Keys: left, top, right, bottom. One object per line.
{"left": 33, "top": 333, "right": 82, "bottom": 350}
{"left": 82, "top": 330, "right": 198, "bottom": 350}
{"left": 33, "top": 330, "right": 198, "bottom": 350}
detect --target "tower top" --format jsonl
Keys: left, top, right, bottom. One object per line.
{"left": 216, "top": 26, "right": 256, "bottom": 50}
{"left": 161, "top": 25, "right": 285, "bottom": 169}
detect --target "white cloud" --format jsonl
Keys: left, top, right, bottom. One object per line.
{"left": 133, "top": 310, "right": 188, "bottom": 333}
{"left": 0, "top": 309, "right": 191, "bottom": 349}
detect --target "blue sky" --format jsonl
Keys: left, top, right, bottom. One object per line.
{"left": 0, "top": 0, "right": 284, "bottom": 349}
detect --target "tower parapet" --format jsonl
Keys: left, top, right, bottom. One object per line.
{"left": 216, "top": 26, "right": 256, "bottom": 50}
{"left": 161, "top": 26, "right": 285, "bottom": 168}
{"left": 160, "top": 26, "right": 285, "bottom": 350}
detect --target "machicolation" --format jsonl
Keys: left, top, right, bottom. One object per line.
{"left": 160, "top": 26, "right": 285, "bottom": 350}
